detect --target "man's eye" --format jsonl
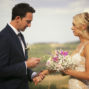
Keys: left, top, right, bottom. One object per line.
{"left": 26, "top": 20, "right": 31, "bottom": 24}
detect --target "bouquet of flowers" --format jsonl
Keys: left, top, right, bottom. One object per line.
{"left": 46, "top": 50, "right": 75, "bottom": 72}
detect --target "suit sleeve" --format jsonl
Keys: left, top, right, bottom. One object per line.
{"left": 27, "top": 69, "right": 34, "bottom": 82}
{"left": 0, "top": 34, "right": 28, "bottom": 78}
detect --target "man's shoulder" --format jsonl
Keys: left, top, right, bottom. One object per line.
{"left": 1, "top": 24, "right": 12, "bottom": 34}
{"left": 0, "top": 25, "right": 10, "bottom": 40}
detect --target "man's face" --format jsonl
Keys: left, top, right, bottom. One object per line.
{"left": 18, "top": 12, "right": 33, "bottom": 31}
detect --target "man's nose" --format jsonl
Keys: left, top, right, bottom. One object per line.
{"left": 27, "top": 23, "right": 31, "bottom": 27}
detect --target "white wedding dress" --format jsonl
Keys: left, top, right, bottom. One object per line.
{"left": 69, "top": 43, "right": 89, "bottom": 89}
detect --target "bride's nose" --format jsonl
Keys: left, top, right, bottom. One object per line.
{"left": 71, "top": 26, "right": 74, "bottom": 30}
{"left": 71, "top": 27, "right": 73, "bottom": 30}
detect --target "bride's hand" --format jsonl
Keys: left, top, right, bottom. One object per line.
{"left": 63, "top": 69, "right": 71, "bottom": 75}
{"left": 39, "top": 69, "right": 57, "bottom": 76}
{"left": 40, "top": 70, "right": 49, "bottom": 75}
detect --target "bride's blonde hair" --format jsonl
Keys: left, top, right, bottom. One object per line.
{"left": 73, "top": 12, "right": 89, "bottom": 33}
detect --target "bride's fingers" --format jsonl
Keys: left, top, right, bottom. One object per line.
{"left": 34, "top": 78, "right": 40, "bottom": 85}
{"left": 39, "top": 73, "right": 45, "bottom": 79}
{"left": 63, "top": 69, "right": 71, "bottom": 74}
{"left": 63, "top": 69, "right": 68, "bottom": 73}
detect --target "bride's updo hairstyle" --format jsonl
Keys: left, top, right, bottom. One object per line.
{"left": 73, "top": 12, "right": 89, "bottom": 33}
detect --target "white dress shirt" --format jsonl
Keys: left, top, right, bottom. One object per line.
{"left": 8, "top": 23, "right": 25, "bottom": 55}
{"left": 8, "top": 23, "right": 37, "bottom": 79}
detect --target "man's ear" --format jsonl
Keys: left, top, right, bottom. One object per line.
{"left": 15, "top": 16, "right": 21, "bottom": 23}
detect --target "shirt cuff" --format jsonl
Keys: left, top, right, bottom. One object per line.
{"left": 31, "top": 72, "right": 37, "bottom": 79}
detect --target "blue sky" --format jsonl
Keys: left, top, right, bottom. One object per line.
{"left": 0, "top": 0, "right": 89, "bottom": 44}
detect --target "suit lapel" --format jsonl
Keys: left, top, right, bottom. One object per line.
{"left": 6, "top": 24, "right": 25, "bottom": 57}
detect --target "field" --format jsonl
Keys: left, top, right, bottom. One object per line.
{"left": 27, "top": 41, "right": 79, "bottom": 89}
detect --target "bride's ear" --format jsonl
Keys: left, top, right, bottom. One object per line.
{"left": 82, "top": 24, "right": 87, "bottom": 30}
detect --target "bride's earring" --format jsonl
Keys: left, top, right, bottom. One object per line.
{"left": 82, "top": 30, "right": 86, "bottom": 33}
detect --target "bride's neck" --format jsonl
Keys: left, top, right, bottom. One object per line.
{"left": 80, "top": 37, "right": 89, "bottom": 43}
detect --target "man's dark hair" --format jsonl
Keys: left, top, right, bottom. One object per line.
{"left": 12, "top": 3, "right": 35, "bottom": 20}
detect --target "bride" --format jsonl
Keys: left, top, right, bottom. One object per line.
{"left": 63, "top": 12, "right": 89, "bottom": 89}
{"left": 41, "top": 12, "right": 89, "bottom": 89}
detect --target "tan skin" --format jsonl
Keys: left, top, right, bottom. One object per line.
{"left": 10, "top": 12, "right": 45, "bottom": 85}
{"left": 63, "top": 19, "right": 89, "bottom": 80}
{"left": 10, "top": 12, "right": 32, "bottom": 31}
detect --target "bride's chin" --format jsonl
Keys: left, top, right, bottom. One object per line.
{"left": 73, "top": 32, "right": 78, "bottom": 36}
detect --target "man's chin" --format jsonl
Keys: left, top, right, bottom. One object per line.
{"left": 20, "top": 29, "right": 25, "bottom": 32}
{"left": 21, "top": 27, "right": 29, "bottom": 31}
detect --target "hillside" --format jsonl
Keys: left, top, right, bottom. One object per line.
{"left": 27, "top": 41, "right": 79, "bottom": 72}
{"left": 28, "top": 41, "right": 79, "bottom": 58}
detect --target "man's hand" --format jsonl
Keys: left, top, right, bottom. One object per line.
{"left": 33, "top": 72, "right": 45, "bottom": 85}
{"left": 25, "top": 57, "right": 40, "bottom": 68}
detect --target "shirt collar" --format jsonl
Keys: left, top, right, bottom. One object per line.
{"left": 8, "top": 23, "right": 20, "bottom": 35}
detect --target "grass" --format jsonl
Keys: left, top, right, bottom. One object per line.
{"left": 29, "top": 74, "right": 69, "bottom": 89}
{"left": 27, "top": 42, "right": 79, "bottom": 89}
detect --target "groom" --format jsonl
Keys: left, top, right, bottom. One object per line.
{"left": 0, "top": 3, "right": 45, "bottom": 89}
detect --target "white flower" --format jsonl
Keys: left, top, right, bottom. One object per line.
{"left": 46, "top": 50, "right": 76, "bottom": 72}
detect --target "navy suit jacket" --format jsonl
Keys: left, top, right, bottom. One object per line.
{"left": 0, "top": 24, "right": 33, "bottom": 89}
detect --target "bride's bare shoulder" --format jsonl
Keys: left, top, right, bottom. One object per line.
{"left": 84, "top": 42, "right": 89, "bottom": 48}
{"left": 84, "top": 42, "right": 89, "bottom": 54}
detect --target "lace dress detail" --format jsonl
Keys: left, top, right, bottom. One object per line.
{"left": 69, "top": 43, "right": 89, "bottom": 89}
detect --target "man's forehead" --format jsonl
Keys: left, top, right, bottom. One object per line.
{"left": 24, "top": 13, "right": 32, "bottom": 19}
{"left": 26, "top": 12, "right": 33, "bottom": 16}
